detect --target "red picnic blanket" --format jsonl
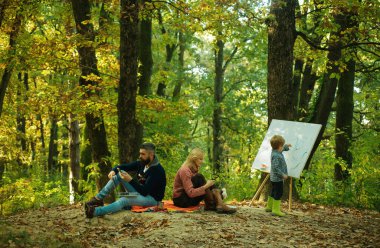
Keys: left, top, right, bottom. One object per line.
{"left": 131, "top": 200, "right": 203, "bottom": 213}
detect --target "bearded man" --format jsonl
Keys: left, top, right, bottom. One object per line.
{"left": 84, "top": 143, "right": 166, "bottom": 218}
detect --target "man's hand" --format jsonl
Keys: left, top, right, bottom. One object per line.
{"left": 108, "top": 171, "right": 115, "bottom": 179}
{"left": 118, "top": 169, "right": 133, "bottom": 182}
{"left": 203, "top": 180, "right": 215, "bottom": 189}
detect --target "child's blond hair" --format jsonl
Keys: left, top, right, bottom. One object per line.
{"left": 270, "top": 135, "right": 285, "bottom": 150}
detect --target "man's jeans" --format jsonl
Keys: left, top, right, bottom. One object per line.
{"left": 94, "top": 174, "right": 158, "bottom": 217}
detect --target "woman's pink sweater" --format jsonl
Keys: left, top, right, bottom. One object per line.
{"left": 172, "top": 165, "right": 206, "bottom": 198}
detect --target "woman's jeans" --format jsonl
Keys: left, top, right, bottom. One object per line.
{"left": 94, "top": 174, "right": 158, "bottom": 217}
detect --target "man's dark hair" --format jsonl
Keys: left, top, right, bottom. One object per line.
{"left": 140, "top": 142, "right": 156, "bottom": 153}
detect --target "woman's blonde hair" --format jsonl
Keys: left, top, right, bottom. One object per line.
{"left": 186, "top": 148, "right": 204, "bottom": 163}
{"left": 185, "top": 148, "right": 204, "bottom": 171}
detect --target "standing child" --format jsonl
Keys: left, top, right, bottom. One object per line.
{"left": 265, "top": 135, "right": 291, "bottom": 217}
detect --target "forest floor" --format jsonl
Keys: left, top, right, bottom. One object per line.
{"left": 1, "top": 200, "right": 379, "bottom": 248}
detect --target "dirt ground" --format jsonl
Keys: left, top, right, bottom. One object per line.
{"left": 1, "top": 201, "right": 379, "bottom": 248}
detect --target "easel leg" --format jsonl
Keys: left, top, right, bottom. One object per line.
{"left": 249, "top": 173, "right": 270, "bottom": 207}
{"left": 288, "top": 177, "right": 293, "bottom": 212}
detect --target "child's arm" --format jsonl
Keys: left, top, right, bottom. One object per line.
{"left": 281, "top": 156, "right": 289, "bottom": 179}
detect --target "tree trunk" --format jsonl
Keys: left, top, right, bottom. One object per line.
{"left": 69, "top": 114, "right": 81, "bottom": 203}
{"left": 60, "top": 118, "right": 69, "bottom": 179}
{"left": 16, "top": 72, "right": 27, "bottom": 151}
{"left": 0, "top": 160, "right": 4, "bottom": 186}
{"left": 258, "top": 0, "right": 297, "bottom": 201}
{"left": 334, "top": 7, "right": 358, "bottom": 181}
{"left": 306, "top": 11, "right": 355, "bottom": 170}
{"left": 118, "top": 0, "right": 139, "bottom": 163}
{"left": 80, "top": 124, "right": 92, "bottom": 182}
{"left": 157, "top": 45, "right": 175, "bottom": 97}
{"left": 173, "top": 31, "right": 185, "bottom": 101}
{"left": 138, "top": 0, "right": 153, "bottom": 97}
{"left": 0, "top": 10, "right": 22, "bottom": 118}
{"left": 71, "top": 0, "right": 112, "bottom": 196}
{"left": 31, "top": 132, "right": 36, "bottom": 161}
{"left": 47, "top": 116, "right": 59, "bottom": 173}
{"left": 207, "top": 126, "right": 212, "bottom": 164}
{"left": 59, "top": 115, "right": 70, "bottom": 177}
{"left": 292, "top": 58, "right": 304, "bottom": 119}
{"left": 267, "top": 0, "right": 297, "bottom": 124}
{"left": 0, "top": 0, "right": 9, "bottom": 28}
{"left": 37, "top": 114, "right": 45, "bottom": 150}
{"left": 298, "top": 60, "right": 318, "bottom": 121}
{"left": 212, "top": 39, "right": 225, "bottom": 174}
{"left": 135, "top": 0, "right": 153, "bottom": 157}
{"left": 156, "top": 10, "right": 177, "bottom": 97}
{"left": 334, "top": 59, "right": 355, "bottom": 180}
{"left": 99, "top": 2, "right": 111, "bottom": 29}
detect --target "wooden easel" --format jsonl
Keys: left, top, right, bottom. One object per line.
{"left": 249, "top": 173, "right": 293, "bottom": 212}
{"left": 249, "top": 173, "right": 269, "bottom": 206}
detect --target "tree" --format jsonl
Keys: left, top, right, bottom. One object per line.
{"left": 0, "top": 5, "right": 22, "bottom": 118}
{"left": 135, "top": 0, "right": 154, "bottom": 157}
{"left": 334, "top": 8, "right": 358, "bottom": 181}
{"left": 118, "top": 0, "right": 139, "bottom": 163}
{"left": 306, "top": 7, "right": 358, "bottom": 171}
{"left": 138, "top": 0, "right": 153, "bottom": 97}
{"left": 0, "top": 0, "right": 10, "bottom": 29}
{"left": 172, "top": 31, "right": 185, "bottom": 101}
{"left": 156, "top": 9, "right": 178, "bottom": 97}
{"left": 0, "top": 12, "right": 25, "bottom": 180}
{"left": 267, "top": 0, "right": 297, "bottom": 123}
{"left": 47, "top": 114, "right": 58, "bottom": 172}
{"left": 70, "top": 0, "right": 112, "bottom": 194}
{"left": 212, "top": 37, "right": 238, "bottom": 173}
{"left": 69, "top": 114, "right": 80, "bottom": 202}
{"left": 256, "top": 0, "right": 297, "bottom": 201}
{"left": 16, "top": 72, "right": 28, "bottom": 152}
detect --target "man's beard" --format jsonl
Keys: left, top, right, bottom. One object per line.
{"left": 141, "top": 157, "right": 151, "bottom": 165}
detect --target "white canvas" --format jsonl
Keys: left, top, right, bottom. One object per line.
{"left": 251, "top": 119, "right": 322, "bottom": 178}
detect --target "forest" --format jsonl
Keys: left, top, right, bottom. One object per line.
{"left": 0, "top": 0, "right": 379, "bottom": 223}
{"left": 1, "top": 0, "right": 379, "bottom": 247}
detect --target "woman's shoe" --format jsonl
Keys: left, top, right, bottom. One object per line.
{"left": 216, "top": 205, "right": 237, "bottom": 214}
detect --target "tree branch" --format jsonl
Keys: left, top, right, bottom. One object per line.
{"left": 152, "top": 0, "right": 188, "bottom": 15}
{"left": 222, "top": 79, "right": 249, "bottom": 100}
{"left": 296, "top": 31, "right": 380, "bottom": 51}
{"left": 222, "top": 46, "right": 238, "bottom": 72}
{"left": 357, "top": 45, "right": 380, "bottom": 58}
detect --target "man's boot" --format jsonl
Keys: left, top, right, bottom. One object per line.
{"left": 84, "top": 196, "right": 104, "bottom": 217}
{"left": 85, "top": 197, "right": 104, "bottom": 207}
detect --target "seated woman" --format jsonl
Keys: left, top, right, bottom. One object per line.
{"left": 172, "top": 148, "right": 236, "bottom": 214}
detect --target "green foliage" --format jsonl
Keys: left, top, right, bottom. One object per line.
{"left": 298, "top": 135, "right": 380, "bottom": 211}
{"left": 0, "top": 167, "right": 69, "bottom": 216}
{"left": 221, "top": 162, "right": 259, "bottom": 201}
